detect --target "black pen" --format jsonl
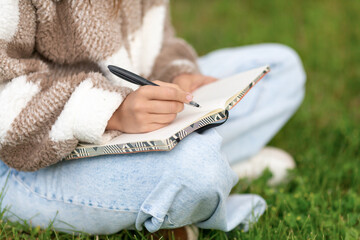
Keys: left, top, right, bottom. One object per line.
{"left": 108, "top": 65, "right": 201, "bottom": 108}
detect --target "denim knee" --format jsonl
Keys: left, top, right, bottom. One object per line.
{"left": 259, "top": 43, "right": 306, "bottom": 110}
{"left": 135, "top": 130, "right": 238, "bottom": 231}
{"left": 268, "top": 43, "right": 306, "bottom": 85}
{"left": 174, "top": 130, "right": 237, "bottom": 191}
{"left": 177, "top": 153, "right": 236, "bottom": 194}
{"left": 168, "top": 134, "right": 238, "bottom": 222}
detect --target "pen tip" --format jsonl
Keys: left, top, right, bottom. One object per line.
{"left": 189, "top": 101, "right": 201, "bottom": 108}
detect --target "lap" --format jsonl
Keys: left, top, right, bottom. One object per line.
{"left": 0, "top": 129, "right": 238, "bottom": 234}
{"left": 8, "top": 129, "right": 226, "bottom": 205}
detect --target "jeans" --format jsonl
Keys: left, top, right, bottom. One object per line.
{"left": 0, "top": 43, "right": 306, "bottom": 234}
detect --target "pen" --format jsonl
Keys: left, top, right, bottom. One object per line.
{"left": 108, "top": 65, "right": 201, "bottom": 108}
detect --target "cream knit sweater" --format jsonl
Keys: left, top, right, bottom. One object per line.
{"left": 0, "top": 0, "right": 200, "bottom": 171}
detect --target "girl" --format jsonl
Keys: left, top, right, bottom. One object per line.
{"left": 0, "top": 0, "right": 305, "bottom": 238}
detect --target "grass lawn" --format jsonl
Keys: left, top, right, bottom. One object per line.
{"left": 1, "top": 0, "right": 359, "bottom": 239}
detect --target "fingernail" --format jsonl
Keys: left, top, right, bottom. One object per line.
{"left": 186, "top": 93, "right": 193, "bottom": 102}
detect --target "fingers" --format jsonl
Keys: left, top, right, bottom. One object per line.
{"left": 153, "top": 80, "right": 193, "bottom": 99}
{"left": 153, "top": 80, "right": 183, "bottom": 91}
{"left": 202, "top": 76, "right": 217, "bottom": 85}
{"left": 145, "top": 100, "right": 184, "bottom": 114}
{"left": 134, "top": 112, "right": 177, "bottom": 133}
{"left": 173, "top": 74, "right": 218, "bottom": 92}
{"left": 204, "top": 75, "right": 218, "bottom": 82}
{"left": 192, "top": 75, "right": 217, "bottom": 87}
{"left": 177, "top": 79, "right": 193, "bottom": 92}
{"left": 138, "top": 84, "right": 193, "bottom": 103}
{"left": 110, "top": 83, "right": 186, "bottom": 133}
{"left": 147, "top": 113, "right": 177, "bottom": 124}
{"left": 133, "top": 100, "right": 183, "bottom": 115}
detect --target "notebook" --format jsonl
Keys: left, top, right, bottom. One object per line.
{"left": 65, "top": 65, "right": 270, "bottom": 160}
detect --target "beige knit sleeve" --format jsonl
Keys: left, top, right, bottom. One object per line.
{"left": 0, "top": 1, "right": 131, "bottom": 171}
{"left": 149, "top": 2, "right": 201, "bottom": 83}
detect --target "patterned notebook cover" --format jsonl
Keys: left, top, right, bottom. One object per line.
{"left": 65, "top": 66, "right": 270, "bottom": 160}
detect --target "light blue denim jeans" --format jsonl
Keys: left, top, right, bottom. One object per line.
{"left": 0, "top": 43, "right": 306, "bottom": 235}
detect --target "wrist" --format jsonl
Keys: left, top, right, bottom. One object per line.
{"left": 106, "top": 107, "right": 124, "bottom": 132}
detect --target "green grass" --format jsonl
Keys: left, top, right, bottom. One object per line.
{"left": 2, "top": 0, "right": 360, "bottom": 239}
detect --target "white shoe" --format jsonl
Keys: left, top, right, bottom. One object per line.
{"left": 184, "top": 225, "right": 199, "bottom": 240}
{"left": 231, "top": 147, "right": 296, "bottom": 185}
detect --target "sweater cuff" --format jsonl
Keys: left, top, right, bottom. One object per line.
{"left": 49, "top": 79, "right": 126, "bottom": 145}
{"left": 158, "top": 59, "right": 200, "bottom": 82}
{"left": 72, "top": 80, "right": 124, "bottom": 144}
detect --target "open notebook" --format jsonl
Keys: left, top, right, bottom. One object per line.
{"left": 65, "top": 65, "right": 270, "bottom": 160}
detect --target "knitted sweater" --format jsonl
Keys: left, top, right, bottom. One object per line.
{"left": 0, "top": 0, "right": 200, "bottom": 171}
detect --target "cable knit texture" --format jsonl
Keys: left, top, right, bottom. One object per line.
{"left": 0, "top": 0, "right": 200, "bottom": 171}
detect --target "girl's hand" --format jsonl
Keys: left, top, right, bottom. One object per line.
{"left": 173, "top": 74, "right": 217, "bottom": 93}
{"left": 106, "top": 81, "right": 193, "bottom": 133}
